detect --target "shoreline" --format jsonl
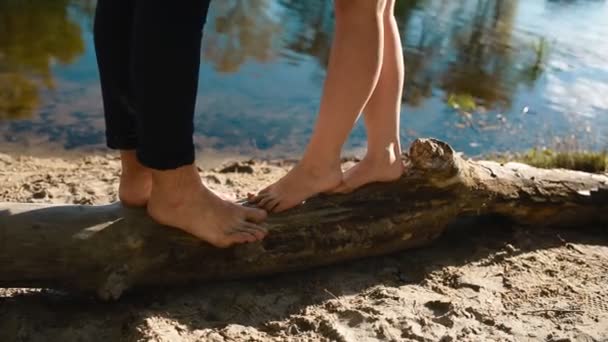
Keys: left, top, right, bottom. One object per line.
{"left": 0, "top": 149, "right": 298, "bottom": 205}
{"left": 0, "top": 138, "right": 372, "bottom": 170}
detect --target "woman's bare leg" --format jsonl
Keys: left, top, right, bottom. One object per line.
{"left": 335, "top": 0, "right": 406, "bottom": 193}
{"left": 253, "top": 0, "right": 388, "bottom": 213}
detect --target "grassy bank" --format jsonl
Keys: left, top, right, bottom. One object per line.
{"left": 491, "top": 149, "right": 608, "bottom": 173}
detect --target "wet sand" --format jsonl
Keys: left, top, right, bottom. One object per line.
{"left": 1, "top": 151, "right": 607, "bottom": 341}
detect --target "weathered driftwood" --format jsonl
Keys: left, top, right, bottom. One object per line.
{"left": 1, "top": 139, "right": 607, "bottom": 300}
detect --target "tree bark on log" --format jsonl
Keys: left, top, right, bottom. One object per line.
{"left": 1, "top": 139, "right": 607, "bottom": 300}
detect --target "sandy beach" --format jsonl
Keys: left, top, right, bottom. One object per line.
{"left": 1, "top": 151, "right": 607, "bottom": 342}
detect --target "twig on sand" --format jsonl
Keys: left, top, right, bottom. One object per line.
{"left": 323, "top": 289, "right": 340, "bottom": 301}
{"left": 523, "top": 308, "right": 584, "bottom": 315}
{"left": 323, "top": 288, "right": 350, "bottom": 309}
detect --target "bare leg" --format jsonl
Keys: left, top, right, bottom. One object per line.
{"left": 147, "top": 164, "right": 268, "bottom": 248}
{"left": 253, "top": 0, "right": 388, "bottom": 213}
{"left": 335, "top": 0, "right": 406, "bottom": 193}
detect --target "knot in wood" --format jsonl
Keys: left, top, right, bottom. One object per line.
{"left": 409, "top": 138, "right": 458, "bottom": 175}
{"left": 97, "top": 264, "right": 131, "bottom": 301}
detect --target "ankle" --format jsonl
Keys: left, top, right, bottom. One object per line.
{"left": 120, "top": 150, "right": 150, "bottom": 176}
{"left": 150, "top": 165, "right": 202, "bottom": 204}
{"left": 298, "top": 156, "right": 342, "bottom": 176}
{"left": 121, "top": 167, "right": 151, "bottom": 180}
{"left": 365, "top": 142, "right": 402, "bottom": 165}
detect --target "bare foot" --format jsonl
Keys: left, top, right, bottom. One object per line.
{"left": 251, "top": 161, "right": 342, "bottom": 213}
{"left": 118, "top": 150, "right": 232, "bottom": 206}
{"left": 147, "top": 165, "right": 268, "bottom": 248}
{"left": 333, "top": 152, "right": 405, "bottom": 194}
{"left": 118, "top": 151, "right": 152, "bottom": 207}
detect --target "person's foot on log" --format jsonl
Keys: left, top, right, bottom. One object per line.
{"left": 333, "top": 142, "right": 404, "bottom": 194}
{"left": 250, "top": 159, "right": 343, "bottom": 213}
{"left": 118, "top": 150, "right": 236, "bottom": 206}
{"left": 119, "top": 150, "right": 152, "bottom": 207}
{"left": 147, "top": 164, "right": 268, "bottom": 248}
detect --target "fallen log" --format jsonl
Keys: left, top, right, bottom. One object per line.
{"left": 1, "top": 139, "right": 607, "bottom": 300}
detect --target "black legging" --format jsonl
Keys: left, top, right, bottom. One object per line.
{"left": 93, "top": 0, "right": 212, "bottom": 170}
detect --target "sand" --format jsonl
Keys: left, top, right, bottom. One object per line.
{"left": 1, "top": 151, "right": 607, "bottom": 342}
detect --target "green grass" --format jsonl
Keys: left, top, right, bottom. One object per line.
{"left": 496, "top": 149, "right": 608, "bottom": 173}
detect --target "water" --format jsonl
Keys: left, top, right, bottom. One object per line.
{"left": 1, "top": 0, "right": 607, "bottom": 158}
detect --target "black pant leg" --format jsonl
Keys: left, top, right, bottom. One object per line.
{"left": 93, "top": 0, "right": 138, "bottom": 150}
{"left": 131, "top": 0, "right": 212, "bottom": 170}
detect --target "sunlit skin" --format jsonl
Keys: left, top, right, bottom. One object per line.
{"left": 251, "top": 0, "right": 405, "bottom": 213}
{"left": 118, "top": 150, "right": 267, "bottom": 248}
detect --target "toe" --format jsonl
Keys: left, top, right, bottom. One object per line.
{"left": 230, "top": 232, "right": 257, "bottom": 244}
{"left": 248, "top": 193, "right": 266, "bottom": 204}
{"left": 250, "top": 190, "right": 275, "bottom": 205}
{"left": 243, "top": 206, "right": 268, "bottom": 222}
{"left": 257, "top": 195, "right": 276, "bottom": 209}
{"left": 250, "top": 187, "right": 271, "bottom": 202}
{"left": 228, "top": 222, "right": 265, "bottom": 243}
{"left": 266, "top": 198, "right": 281, "bottom": 213}
{"left": 259, "top": 195, "right": 280, "bottom": 212}
{"left": 209, "top": 233, "right": 248, "bottom": 248}
{"left": 272, "top": 197, "right": 301, "bottom": 213}
{"left": 240, "top": 221, "right": 268, "bottom": 240}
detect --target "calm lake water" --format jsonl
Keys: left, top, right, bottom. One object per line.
{"left": 1, "top": 0, "right": 608, "bottom": 158}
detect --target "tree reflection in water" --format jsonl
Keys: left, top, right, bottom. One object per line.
{"left": 203, "top": 0, "right": 282, "bottom": 73}
{"left": 278, "top": 0, "right": 546, "bottom": 111}
{"left": 0, "top": 0, "right": 548, "bottom": 120}
{"left": 0, "top": 0, "right": 86, "bottom": 119}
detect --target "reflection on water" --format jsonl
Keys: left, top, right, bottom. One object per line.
{"left": 1, "top": 0, "right": 607, "bottom": 156}
{"left": 0, "top": 0, "right": 85, "bottom": 119}
{"left": 204, "top": 0, "right": 282, "bottom": 73}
